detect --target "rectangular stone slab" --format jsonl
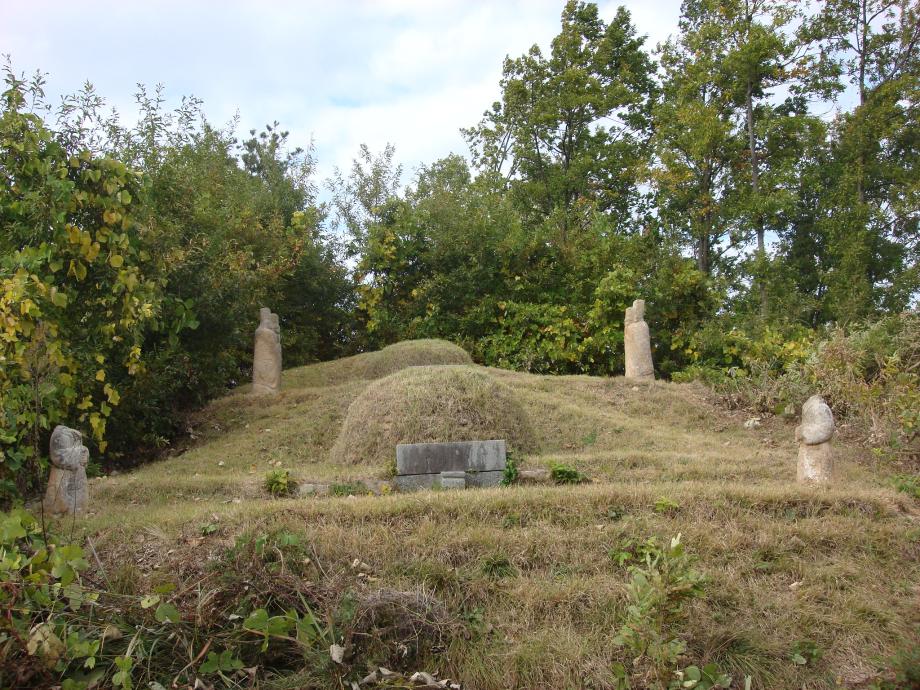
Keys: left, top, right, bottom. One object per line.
{"left": 396, "top": 440, "right": 506, "bottom": 476}
{"left": 394, "top": 470, "right": 505, "bottom": 491}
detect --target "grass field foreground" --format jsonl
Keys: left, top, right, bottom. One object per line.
{"left": 73, "top": 340, "right": 920, "bottom": 689}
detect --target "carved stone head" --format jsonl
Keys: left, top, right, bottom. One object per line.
{"left": 625, "top": 299, "right": 645, "bottom": 325}
{"left": 49, "top": 425, "right": 89, "bottom": 470}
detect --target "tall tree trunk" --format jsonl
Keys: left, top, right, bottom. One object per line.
{"left": 746, "top": 78, "right": 767, "bottom": 316}
{"left": 699, "top": 165, "right": 713, "bottom": 275}
{"left": 857, "top": 0, "right": 868, "bottom": 205}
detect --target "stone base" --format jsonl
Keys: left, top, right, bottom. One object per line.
{"left": 394, "top": 470, "right": 504, "bottom": 491}
{"left": 517, "top": 469, "right": 551, "bottom": 484}
{"left": 251, "top": 383, "right": 279, "bottom": 396}
{"left": 797, "top": 442, "right": 834, "bottom": 483}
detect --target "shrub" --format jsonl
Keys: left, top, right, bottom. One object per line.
{"left": 264, "top": 469, "right": 295, "bottom": 497}
{"left": 550, "top": 462, "right": 587, "bottom": 485}
{"left": 501, "top": 452, "right": 519, "bottom": 486}
{"left": 680, "top": 314, "right": 920, "bottom": 463}
{"left": 612, "top": 534, "right": 730, "bottom": 690}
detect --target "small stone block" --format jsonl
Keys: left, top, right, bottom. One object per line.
{"left": 464, "top": 470, "right": 504, "bottom": 488}
{"left": 440, "top": 471, "right": 466, "bottom": 490}
{"left": 394, "top": 474, "right": 437, "bottom": 491}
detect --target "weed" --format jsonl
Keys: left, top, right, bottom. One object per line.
{"left": 613, "top": 534, "right": 724, "bottom": 689}
{"left": 502, "top": 513, "right": 522, "bottom": 528}
{"left": 481, "top": 553, "right": 516, "bottom": 579}
{"left": 199, "top": 522, "right": 218, "bottom": 536}
{"left": 605, "top": 505, "right": 625, "bottom": 521}
{"left": 869, "top": 644, "right": 920, "bottom": 689}
{"left": 789, "top": 640, "right": 822, "bottom": 666}
{"left": 582, "top": 429, "right": 598, "bottom": 446}
{"left": 264, "top": 468, "right": 296, "bottom": 497}
{"left": 609, "top": 536, "right": 662, "bottom": 568}
{"left": 550, "top": 462, "right": 587, "bottom": 484}
{"left": 653, "top": 496, "right": 680, "bottom": 513}
{"left": 501, "top": 452, "right": 519, "bottom": 486}
{"left": 891, "top": 474, "right": 920, "bottom": 499}
{"left": 329, "top": 481, "right": 367, "bottom": 497}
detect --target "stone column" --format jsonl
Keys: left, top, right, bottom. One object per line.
{"left": 43, "top": 425, "right": 89, "bottom": 516}
{"left": 795, "top": 395, "right": 835, "bottom": 483}
{"left": 624, "top": 299, "right": 654, "bottom": 381}
{"left": 252, "top": 307, "right": 282, "bottom": 395}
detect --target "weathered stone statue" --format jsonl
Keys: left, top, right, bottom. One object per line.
{"left": 252, "top": 307, "right": 282, "bottom": 395}
{"left": 795, "top": 395, "right": 835, "bottom": 483}
{"left": 43, "top": 425, "right": 89, "bottom": 516}
{"left": 624, "top": 299, "right": 654, "bottom": 381}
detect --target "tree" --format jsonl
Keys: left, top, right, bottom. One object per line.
{"left": 0, "top": 67, "right": 162, "bottom": 498}
{"left": 806, "top": 0, "right": 919, "bottom": 320}
{"left": 328, "top": 143, "right": 402, "bottom": 258}
{"left": 463, "top": 1, "right": 656, "bottom": 240}
{"left": 651, "top": 1, "right": 741, "bottom": 277}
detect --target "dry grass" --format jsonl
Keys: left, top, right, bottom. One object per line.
{"left": 70, "top": 345, "right": 920, "bottom": 689}
{"left": 329, "top": 365, "right": 535, "bottom": 468}
{"left": 357, "top": 338, "right": 472, "bottom": 380}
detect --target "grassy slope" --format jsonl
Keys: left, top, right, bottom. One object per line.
{"left": 78, "top": 348, "right": 919, "bottom": 689}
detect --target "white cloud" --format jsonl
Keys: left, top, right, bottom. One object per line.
{"left": 0, "top": 0, "right": 682, "bottom": 192}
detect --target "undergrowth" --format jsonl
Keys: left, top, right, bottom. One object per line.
{"left": 0, "top": 509, "right": 455, "bottom": 689}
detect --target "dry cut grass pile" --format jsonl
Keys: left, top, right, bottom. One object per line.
{"left": 329, "top": 364, "right": 535, "bottom": 467}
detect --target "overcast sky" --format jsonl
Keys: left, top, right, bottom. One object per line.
{"left": 1, "top": 0, "right": 682, "bottom": 186}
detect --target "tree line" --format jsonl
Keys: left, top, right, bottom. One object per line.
{"left": 1, "top": 0, "right": 918, "bottom": 500}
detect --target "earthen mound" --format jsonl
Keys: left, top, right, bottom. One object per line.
{"left": 358, "top": 339, "right": 472, "bottom": 380}
{"left": 330, "top": 365, "right": 535, "bottom": 468}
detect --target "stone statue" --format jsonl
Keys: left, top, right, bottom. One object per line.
{"left": 624, "top": 299, "right": 654, "bottom": 381}
{"left": 795, "top": 395, "right": 835, "bottom": 483}
{"left": 252, "top": 307, "right": 282, "bottom": 395}
{"left": 43, "top": 425, "right": 89, "bottom": 516}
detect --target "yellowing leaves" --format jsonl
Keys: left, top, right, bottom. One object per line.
{"left": 88, "top": 412, "right": 105, "bottom": 440}
{"left": 95, "top": 369, "right": 106, "bottom": 382}
{"left": 103, "top": 384, "right": 121, "bottom": 406}
{"left": 109, "top": 254, "right": 124, "bottom": 268}
{"left": 68, "top": 260, "right": 88, "bottom": 281}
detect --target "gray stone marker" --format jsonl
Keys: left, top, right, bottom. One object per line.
{"left": 252, "top": 307, "right": 282, "bottom": 395}
{"left": 43, "top": 425, "right": 89, "bottom": 516}
{"left": 394, "top": 440, "right": 506, "bottom": 491}
{"left": 624, "top": 299, "right": 654, "bottom": 381}
{"left": 795, "top": 395, "right": 835, "bottom": 483}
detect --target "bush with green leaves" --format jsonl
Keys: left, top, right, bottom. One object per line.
{"left": 0, "top": 508, "right": 342, "bottom": 688}
{"left": 501, "top": 452, "right": 519, "bottom": 486}
{"left": 264, "top": 468, "right": 296, "bottom": 497}
{"left": 550, "top": 462, "right": 587, "bottom": 485}
{"left": 0, "top": 63, "right": 353, "bottom": 503}
{"left": 612, "top": 534, "right": 731, "bottom": 690}
{"left": 681, "top": 313, "right": 920, "bottom": 463}
{"left": 0, "top": 68, "right": 165, "bottom": 501}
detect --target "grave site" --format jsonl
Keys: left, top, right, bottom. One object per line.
{"left": 4, "top": 2, "right": 920, "bottom": 687}
{"left": 44, "top": 337, "right": 916, "bottom": 690}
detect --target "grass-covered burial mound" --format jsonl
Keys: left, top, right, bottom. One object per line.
{"left": 330, "top": 365, "right": 535, "bottom": 467}
{"left": 358, "top": 339, "right": 472, "bottom": 380}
